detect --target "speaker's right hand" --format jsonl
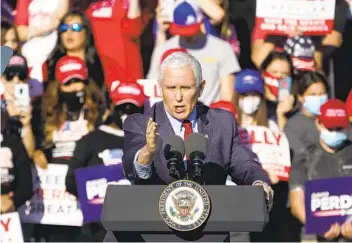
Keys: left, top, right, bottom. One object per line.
{"left": 146, "top": 118, "right": 158, "bottom": 154}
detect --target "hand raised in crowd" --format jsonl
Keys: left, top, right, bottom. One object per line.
{"left": 19, "top": 105, "right": 33, "bottom": 127}
{"left": 0, "top": 194, "right": 15, "bottom": 213}
{"left": 33, "top": 150, "right": 48, "bottom": 169}
{"left": 323, "top": 223, "right": 341, "bottom": 240}
{"left": 156, "top": 5, "right": 170, "bottom": 33}
{"left": 6, "top": 100, "right": 21, "bottom": 117}
{"left": 276, "top": 94, "right": 295, "bottom": 115}
{"left": 145, "top": 118, "right": 158, "bottom": 154}
{"left": 341, "top": 221, "right": 352, "bottom": 239}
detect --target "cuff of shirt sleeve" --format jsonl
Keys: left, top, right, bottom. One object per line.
{"left": 133, "top": 150, "right": 152, "bottom": 179}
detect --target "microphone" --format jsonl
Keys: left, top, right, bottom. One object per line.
{"left": 163, "top": 135, "right": 185, "bottom": 179}
{"left": 184, "top": 133, "right": 208, "bottom": 180}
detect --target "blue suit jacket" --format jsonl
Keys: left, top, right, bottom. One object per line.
{"left": 122, "top": 102, "right": 270, "bottom": 185}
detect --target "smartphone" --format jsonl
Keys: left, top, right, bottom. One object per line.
{"left": 160, "top": 0, "right": 176, "bottom": 22}
{"left": 278, "top": 77, "right": 292, "bottom": 101}
{"left": 14, "top": 83, "right": 30, "bottom": 111}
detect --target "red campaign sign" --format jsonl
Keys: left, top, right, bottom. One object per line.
{"left": 239, "top": 125, "right": 291, "bottom": 181}
{"left": 256, "top": 0, "right": 336, "bottom": 36}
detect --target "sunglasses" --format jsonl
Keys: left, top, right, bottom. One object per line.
{"left": 63, "top": 78, "right": 88, "bottom": 86}
{"left": 4, "top": 71, "right": 27, "bottom": 81}
{"left": 59, "top": 23, "right": 85, "bottom": 33}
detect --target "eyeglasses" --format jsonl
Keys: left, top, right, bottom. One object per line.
{"left": 4, "top": 71, "right": 27, "bottom": 81}
{"left": 59, "top": 23, "right": 85, "bottom": 33}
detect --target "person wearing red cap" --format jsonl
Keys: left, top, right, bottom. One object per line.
{"left": 210, "top": 100, "right": 238, "bottom": 120}
{"left": 63, "top": 81, "right": 145, "bottom": 241}
{"left": 289, "top": 99, "right": 352, "bottom": 242}
{"left": 31, "top": 55, "right": 105, "bottom": 242}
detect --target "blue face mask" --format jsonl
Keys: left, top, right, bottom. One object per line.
{"left": 320, "top": 128, "right": 347, "bottom": 148}
{"left": 303, "top": 95, "right": 328, "bottom": 115}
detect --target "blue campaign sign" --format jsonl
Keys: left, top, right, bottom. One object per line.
{"left": 305, "top": 177, "right": 352, "bottom": 235}
{"left": 75, "top": 164, "right": 129, "bottom": 223}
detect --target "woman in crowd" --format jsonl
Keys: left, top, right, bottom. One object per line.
{"left": 65, "top": 81, "right": 145, "bottom": 241}
{"left": 260, "top": 51, "right": 298, "bottom": 131}
{"left": 1, "top": 19, "right": 21, "bottom": 54}
{"left": 1, "top": 108, "right": 33, "bottom": 214}
{"left": 289, "top": 99, "right": 352, "bottom": 242}
{"left": 45, "top": 10, "right": 105, "bottom": 89}
{"left": 14, "top": 0, "right": 69, "bottom": 82}
{"left": 234, "top": 68, "right": 299, "bottom": 241}
{"left": 31, "top": 55, "right": 104, "bottom": 242}
{"left": 1, "top": 55, "right": 36, "bottom": 158}
{"left": 284, "top": 71, "right": 330, "bottom": 159}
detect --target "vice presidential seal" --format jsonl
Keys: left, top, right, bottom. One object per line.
{"left": 158, "top": 180, "right": 211, "bottom": 231}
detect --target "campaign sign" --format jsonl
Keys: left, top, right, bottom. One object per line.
{"left": 18, "top": 164, "right": 83, "bottom": 226}
{"left": 75, "top": 164, "right": 129, "bottom": 223}
{"left": 305, "top": 177, "right": 352, "bottom": 235}
{"left": 0, "top": 212, "right": 24, "bottom": 243}
{"left": 137, "top": 79, "right": 162, "bottom": 107}
{"left": 239, "top": 125, "right": 291, "bottom": 181}
{"left": 256, "top": 0, "right": 336, "bottom": 36}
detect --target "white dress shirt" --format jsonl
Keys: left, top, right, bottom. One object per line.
{"left": 133, "top": 108, "right": 198, "bottom": 179}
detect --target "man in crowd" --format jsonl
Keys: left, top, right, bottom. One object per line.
{"left": 147, "top": 0, "right": 240, "bottom": 106}
{"left": 289, "top": 99, "right": 352, "bottom": 241}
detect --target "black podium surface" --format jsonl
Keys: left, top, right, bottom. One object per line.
{"left": 101, "top": 185, "right": 269, "bottom": 242}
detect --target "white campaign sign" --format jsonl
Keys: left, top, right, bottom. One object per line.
{"left": 18, "top": 164, "right": 83, "bottom": 226}
{"left": 0, "top": 212, "right": 24, "bottom": 243}
{"left": 256, "top": 0, "right": 336, "bottom": 35}
{"left": 137, "top": 79, "right": 162, "bottom": 107}
{"left": 239, "top": 125, "right": 291, "bottom": 181}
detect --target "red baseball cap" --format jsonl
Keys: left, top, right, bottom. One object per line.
{"left": 210, "top": 100, "right": 238, "bottom": 119}
{"left": 110, "top": 82, "right": 145, "bottom": 107}
{"left": 346, "top": 90, "right": 352, "bottom": 118}
{"left": 160, "top": 48, "right": 188, "bottom": 64}
{"left": 55, "top": 56, "right": 88, "bottom": 84}
{"left": 319, "top": 99, "right": 349, "bottom": 129}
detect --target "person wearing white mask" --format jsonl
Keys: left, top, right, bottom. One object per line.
{"left": 284, "top": 71, "right": 329, "bottom": 162}
{"left": 234, "top": 69, "right": 279, "bottom": 131}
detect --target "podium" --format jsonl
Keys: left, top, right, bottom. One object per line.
{"left": 101, "top": 184, "right": 269, "bottom": 242}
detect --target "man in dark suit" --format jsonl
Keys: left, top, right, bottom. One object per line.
{"left": 122, "top": 51, "right": 273, "bottom": 208}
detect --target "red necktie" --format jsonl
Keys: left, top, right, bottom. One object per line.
{"left": 183, "top": 120, "right": 193, "bottom": 140}
{"left": 183, "top": 120, "right": 193, "bottom": 168}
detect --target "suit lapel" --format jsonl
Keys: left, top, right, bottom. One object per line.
{"left": 196, "top": 104, "right": 212, "bottom": 136}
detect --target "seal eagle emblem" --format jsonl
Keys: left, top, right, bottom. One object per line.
{"left": 159, "top": 180, "right": 211, "bottom": 231}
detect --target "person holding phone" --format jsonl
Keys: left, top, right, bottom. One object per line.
{"left": 1, "top": 54, "right": 35, "bottom": 158}
{"left": 260, "top": 51, "right": 298, "bottom": 131}
{"left": 31, "top": 55, "right": 105, "bottom": 242}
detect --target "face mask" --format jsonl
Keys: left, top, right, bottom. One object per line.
{"left": 263, "top": 72, "right": 280, "bottom": 99}
{"left": 60, "top": 91, "right": 85, "bottom": 111}
{"left": 303, "top": 95, "right": 328, "bottom": 115}
{"left": 239, "top": 96, "right": 261, "bottom": 115}
{"left": 320, "top": 128, "right": 347, "bottom": 148}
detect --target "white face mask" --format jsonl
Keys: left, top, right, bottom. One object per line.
{"left": 239, "top": 96, "right": 261, "bottom": 115}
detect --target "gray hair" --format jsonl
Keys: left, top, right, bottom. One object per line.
{"left": 158, "top": 52, "right": 203, "bottom": 89}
